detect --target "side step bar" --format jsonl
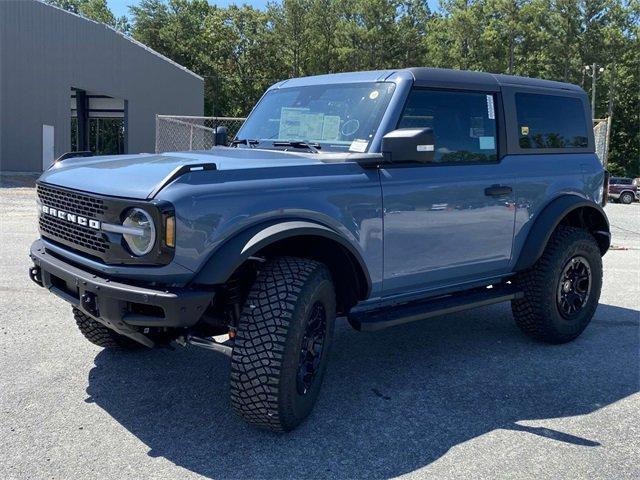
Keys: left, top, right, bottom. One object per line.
{"left": 348, "top": 284, "right": 523, "bottom": 332}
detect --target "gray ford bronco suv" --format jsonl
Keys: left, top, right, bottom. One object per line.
{"left": 30, "top": 68, "right": 610, "bottom": 432}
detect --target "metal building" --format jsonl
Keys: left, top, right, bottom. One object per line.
{"left": 0, "top": 0, "right": 204, "bottom": 173}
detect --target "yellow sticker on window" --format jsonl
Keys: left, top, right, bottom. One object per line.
{"left": 521, "top": 126, "right": 529, "bottom": 135}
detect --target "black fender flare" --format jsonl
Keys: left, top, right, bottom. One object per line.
{"left": 191, "top": 219, "right": 372, "bottom": 298}
{"left": 514, "top": 195, "right": 610, "bottom": 272}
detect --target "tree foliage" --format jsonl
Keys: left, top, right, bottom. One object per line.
{"left": 50, "top": 0, "right": 639, "bottom": 176}
{"left": 46, "top": 0, "right": 130, "bottom": 31}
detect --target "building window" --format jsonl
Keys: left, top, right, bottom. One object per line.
{"left": 398, "top": 89, "right": 498, "bottom": 163}
{"left": 515, "top": 93, "right": 588, "bottom": 149}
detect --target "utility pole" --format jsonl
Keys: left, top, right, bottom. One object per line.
{"left": 584, "top": 63, "right": 605, "bottom": 116}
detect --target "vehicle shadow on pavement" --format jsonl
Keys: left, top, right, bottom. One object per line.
{"left": 85, "top": 302, "right": 639, "bottom": 479}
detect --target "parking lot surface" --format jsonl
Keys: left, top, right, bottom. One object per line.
{"left": 1, "top": 187, "right": 638, "bottom": 480}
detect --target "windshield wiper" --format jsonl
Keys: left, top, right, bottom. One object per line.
{"left": 272, "top": 141, "right": 321, "bottom": 153}
{"left": 230, "top": 138, "right": 260, "bottom": 147}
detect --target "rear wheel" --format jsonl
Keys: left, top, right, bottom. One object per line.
{"left": 511, "top": 226, "right": 602, "bottom": 344}
{"left": 230, "top": 256, "right": 336, "bottom": 432}
{"left": 73, "top": 308, "right": 143, "bottom": 350}
{"left": 620, "top": 192, "right": 634, "bottom": 204}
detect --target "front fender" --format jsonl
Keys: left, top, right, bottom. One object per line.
{"left": 514, "top": 195, "right": 610, "bottom": 272}
{"left": 191, "top": 219, "right": 371, "bottom": 294}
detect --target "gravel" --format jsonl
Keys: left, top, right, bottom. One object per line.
{"left": 1, "top": 188, "right": 638, "bottom": 480}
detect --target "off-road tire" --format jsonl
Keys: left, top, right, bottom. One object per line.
{"left": 230, "top": 256, "right": 336, "bottom": 432}
{"left": 73, "top": 308, "right": 143, "bottom": 349}
{"left": 511, "top": 226, "right": 602, "bottom": 344}
{"left": 620, "top": 192, "right": 634, "bottom": 204}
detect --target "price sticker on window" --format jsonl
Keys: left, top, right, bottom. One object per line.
{"left": 486, "top": 95, "right": 495, "bottom": 119}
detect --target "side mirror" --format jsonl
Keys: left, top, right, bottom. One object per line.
{"left": 213, "top": 126, "right": 228, "bottom": 146}
{"left": 381, "top": 127, "right": 435, "bottom": 163}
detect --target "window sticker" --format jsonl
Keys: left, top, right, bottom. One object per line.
{"left": 369, "top": 90, "right": 380, "bottom": 100}
{"left": 479, "top": 136, "right": 495, "bottom": 150}
{"left": 521, "top": 126, "right": 529, "bottom": 136}
{"left": 321, "top": 115, "right": 341, "bottom": 140}
{"left": 299, "top": 112, "right": 324, "bottom": 139}
{"left": 486, "top": 95, "right": 495, "bottom": 120}
{"left": 349, "top": 139, "right": 369, "bottom": 153}
{"left": 279, "top": 107, "right": 309, "bottom": 139}
{"left": 469, "top": 117, "right": 485, "bottom": 138}
{"left": 279, "top": 108, "right": 333, "bottom": 140}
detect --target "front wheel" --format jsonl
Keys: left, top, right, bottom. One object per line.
{"left": 620, "top": 192, "right": 635, "bottom": 204}
{"left": 230, "top": 257, "right": 336, "bottom": 432}
{"left": 511, "top": 226, "right": 602, "bottom": 344}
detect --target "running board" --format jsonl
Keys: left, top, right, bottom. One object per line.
{"left": 348, "top": 284, "right": 523, "bottom": 332}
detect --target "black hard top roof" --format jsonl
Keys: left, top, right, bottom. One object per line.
{"left": 405, "top": 67, "right": 584, "bottom": 93}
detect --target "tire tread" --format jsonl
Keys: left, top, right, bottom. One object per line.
{"left": 73, "top": 308, "right": 142, "bottom": 349}
{"left": 230, "top": 256, "right": 330, "bottom": 432}
{"left": 512, "top": 226, "right": 602, "bottom": 343}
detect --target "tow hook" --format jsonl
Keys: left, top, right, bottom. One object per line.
{"left": 29, "top": 266, "right": 43, "bottom": 287}
{"left": 179, "top": 334, "right": 234, "bottom": 357}
{"left": 81, "top": 292, "right": 99, "bottom": 317}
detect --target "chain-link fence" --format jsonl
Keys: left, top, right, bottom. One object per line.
{"left": 157, "top": 114, "right": 613, "bottom": 166}
{"left": 155, "top": 115, "right": 245, "bottom": 153}
{"left": 593, "top": 117, "right": 612, "bottom": 167}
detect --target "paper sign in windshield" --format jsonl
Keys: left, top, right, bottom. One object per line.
{"left": 321, "top": 115, "right": 340, "bottom": 140}
{"left": 349, "top": 139, "right": 369, "bottom": 153}
{"left": 279, "top": 108, "right": 342, "bottom": 142}
{"left": 299, "top": 112, "right": 324, "bottom": 139}
{"left": 279, "top": 108, "right": 309, "bottom": 139}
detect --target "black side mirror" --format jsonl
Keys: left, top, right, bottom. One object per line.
{"left": 213, "top": 126, "right": 228, "bottom": 146}
{"left": 381, "top": 127, "right": 435, "bottom": 163}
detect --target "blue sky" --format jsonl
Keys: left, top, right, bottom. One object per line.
{"left": 107, "top": 0, "right": 441, "bottom": 18}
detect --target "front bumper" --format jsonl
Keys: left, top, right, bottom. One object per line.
{"left": 29, "top": 240, "right": 214, "bottom": 345}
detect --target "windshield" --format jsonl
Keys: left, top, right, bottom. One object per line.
{"left": 235, "top": 82, "right": 396, "bottom": 153}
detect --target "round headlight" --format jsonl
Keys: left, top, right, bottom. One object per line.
{"left": 122, "top": 208, "right": 156, "bottom": 256}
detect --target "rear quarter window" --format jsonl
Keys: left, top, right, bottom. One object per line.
{"left": 515, "top": 93, "right": 588, "bottom": 149}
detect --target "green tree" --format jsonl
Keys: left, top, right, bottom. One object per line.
{"left": 102, "top": 0, "right": 640, "bottom": 176}
{"left": 46, "top": 0, "right": 127, "bottom": 31}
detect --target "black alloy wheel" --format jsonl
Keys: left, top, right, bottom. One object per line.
{"left": 556, "top": 256, "right": 592, "bottom": 319}
{"left": 296, "top": 302, "right": 328, "bottom": 395}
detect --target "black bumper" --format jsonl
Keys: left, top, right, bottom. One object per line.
{"left": 29, "top": 240, "right": 213, "bottom": 344}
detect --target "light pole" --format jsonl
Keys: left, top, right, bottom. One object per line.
{"left": 584, "top": 63, "right": 605, "bottom": 116}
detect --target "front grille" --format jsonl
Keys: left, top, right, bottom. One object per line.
{"left": 39, "top": 215, "right": 110, "bottom": 253}
{"left": 37, "top": 184, "right": 106, "bottom": 217}
{"left": 37, "top": 184, "right": 109, "bottom": 254}
{"left": 36, "top": 182, "right": 173, "bottom": 266}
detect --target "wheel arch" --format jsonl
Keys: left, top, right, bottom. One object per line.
{"left": 192, "top": 220, "right": 372, "bottom": 313}
{"left": 619, "top": 190, "right": 636, "bottom": 201}
{"left": 514, "top": 195, "right": 610, "bottom": 272}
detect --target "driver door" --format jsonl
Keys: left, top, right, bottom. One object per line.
{"left": 381, "top": 88, "right": 516, "bottom": 297}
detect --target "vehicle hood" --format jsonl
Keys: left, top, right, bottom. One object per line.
{"left": 38, "top": 147, "right": 334, "bottom": 199}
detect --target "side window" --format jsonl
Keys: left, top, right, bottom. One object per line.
{"left": 515, "top": 93, "right": 588, "bottom": 149}
{"left": 398, "top": 89, "right": 498, "bottom": 163}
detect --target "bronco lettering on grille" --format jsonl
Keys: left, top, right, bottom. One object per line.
{"left": 41, "top": 205, "right": 101, "bottom": 230}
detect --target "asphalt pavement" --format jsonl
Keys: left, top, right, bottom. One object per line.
{"left": 1, "top": 187, "right": 638, "bottom": 479}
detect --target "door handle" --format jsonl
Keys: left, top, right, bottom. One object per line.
{"left": 485, "top": 185, "right": 513, "bottom": 197}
